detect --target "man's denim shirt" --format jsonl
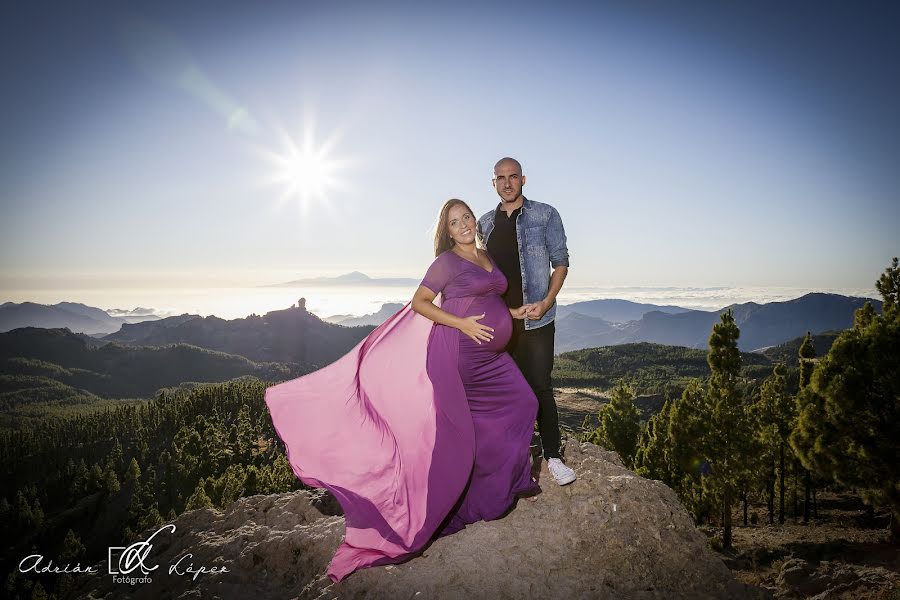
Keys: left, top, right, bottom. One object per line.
{"left": 478, "top": 197, "right": 569, "bottom": 330}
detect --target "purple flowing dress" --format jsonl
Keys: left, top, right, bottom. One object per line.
{"left": 264, "top": 249, "right": 539, "bottom": 582}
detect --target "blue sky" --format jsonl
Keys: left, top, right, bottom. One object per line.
{"left": 1, "top": 0, "right": 898, "bottom": 294}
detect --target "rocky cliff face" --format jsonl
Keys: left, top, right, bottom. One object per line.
{"left": 74, "top": 442, "right": 770, "bottom": 599}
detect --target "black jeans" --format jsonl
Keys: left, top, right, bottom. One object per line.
{"left": 506, "top": 319, "right": 560, "bottom": 460}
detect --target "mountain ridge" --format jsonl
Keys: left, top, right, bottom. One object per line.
{"left": 0, "top": 301, "right": 163, "bottom": 335}
{"left": 102, "top": 299, "right": 373, "bottom": 368}
{"left": 557, "top": 298, "right": 691, "bottom": 322}
{"left": 556, "top": 292, "right": 880, "bottom": 352}
{"left": 4, "top": 292, "right": 880, "bottom": 356}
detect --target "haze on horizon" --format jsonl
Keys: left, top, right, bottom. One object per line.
{"left": 1, "top": 1, "right": 898, "bottom": 296}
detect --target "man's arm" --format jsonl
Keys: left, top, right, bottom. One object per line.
{"left": 546, "top": 205, "right": 569, "bottom": 268}
{"left": 525, "top": 206, "right": 569, "bottom": 320}
{"left": 525, "top": 266, "right": 567, "bottom": 320}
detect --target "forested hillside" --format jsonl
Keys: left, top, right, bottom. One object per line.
{"left": 1, "top": 379, "right": 302, "bottom": 598}
{"left": 0, "top": 327, "right": 302, "bottom": 428}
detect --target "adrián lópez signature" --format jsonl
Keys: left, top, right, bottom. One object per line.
{"left": 20, "top": 523, "right": 229, "bottom": 585}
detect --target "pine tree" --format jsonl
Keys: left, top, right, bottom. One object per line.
{"left": 122, "top": 526, "right": 136, "bottom": 544}
{"left": 74, "top": 458, "right": 90, "bottom": 497}
{"left": 137, "top": 437, "right": 151, "bottom": 465}
{"left": 108, "top": 437, "right": 124, "bottom": 474}
{"left": 125, "top": 457, "right": 142, "bottom": 484}
{"left": 30, "top": 581, "right": 48, "bottom": 600}
{"left": 236, "top": 404, "right": 255, "bottom": 463}
{"left": 798, "top": 332, "right": 816, "bottom": 389}
{"left": 597, "top": 382, "right": 641, "bottom": 467}
{"left": 15, "top": 491, "right": 34, "bottom": 532}
{"left": 137, "top": 503, "right": 164, "bottom": 533}
{"left": 185, "top": 480, "right": 213, "bottom": 511}
{"left": 102, "top": 464, "right": 120, "bottom": 494}
{"left": 219, "top": 464, "right": 247, "bottom": 507}
{"left": 704, "top": 309, "right": 751, "bottom": 549}
{"left": 668, "top": 379, "right": 711, "bottom": 521}
{"left": 753, "top": 363, "right": 793, "bottom": 524}
{"left": 31, "top": 498, "right": 44, "bottom": 530}
{"left": 877, "top": 256, "right": 900, "bottom": 312}
{"left": 141, "top": 465, "right": 158, "bottom": 507}
{"left": 244, "top": 465, "right": 260, "bottom": 496}
{"left": 126, "top": 481, "right": 145, "bottom": 533}
{"left": 797, "top": 332, "right": 817, "bottom": 522}
{"left": 157, "top": 449, "right": 174, "bottom": 506}
{"left": 59, "top": 529, "right": 86, "bottom": 563}
{"left": 791, "top": 257, "right": 900, "bottom": 538}
{"left": 269, "top": 454, "right": 301, "bottom": 494}
{"left": 87, "top": 464, "right": 104, "bottom": 493}
{"left": 634, "top": 398, "right": 673, "bottom": 484}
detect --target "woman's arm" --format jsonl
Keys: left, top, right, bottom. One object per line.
{"left": 412, "top": 285, "right": 494, "bottom": 344}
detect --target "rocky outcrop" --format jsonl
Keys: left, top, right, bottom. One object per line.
{"left": 75, "top": 441, "right": 770, "bottom": 599}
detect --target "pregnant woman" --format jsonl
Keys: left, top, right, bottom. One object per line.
{"left": 264, "top": 199, "right": 540, "bottom": 583}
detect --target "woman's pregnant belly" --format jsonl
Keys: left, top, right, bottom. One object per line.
{"left": 457, "top": 294, "right": 512, "bottom": 353}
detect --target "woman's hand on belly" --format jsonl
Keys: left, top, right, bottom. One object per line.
{"left": 458, "top": 313, "right": 495, "bottom": 345}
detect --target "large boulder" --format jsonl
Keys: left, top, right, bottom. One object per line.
{"left": 75, "top": 442, "right": 770, "bottom": 599}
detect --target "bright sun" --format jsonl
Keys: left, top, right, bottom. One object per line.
{"left": 255, "top": 116, "right": 349, "bottom": 214}
{"left": 276, "top": 145, "right": 338, "bottom": 204}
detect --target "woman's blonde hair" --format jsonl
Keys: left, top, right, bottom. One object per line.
{"left": 433, "top": 198, "right": 481, "bottom": 257}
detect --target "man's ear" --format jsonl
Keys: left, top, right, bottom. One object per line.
{"left": 491, "top": 179, "right": 497, "bottom": 189}
{"left": 521, "top": 175, "right": 526, "bottom": 186}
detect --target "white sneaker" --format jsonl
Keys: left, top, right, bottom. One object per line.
{"left": 548, "top": 458, "right": 577, "bottom": 485}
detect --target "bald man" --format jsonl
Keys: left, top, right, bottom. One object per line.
{"left": 477, "top": 157, "right": 576, "bottom": 486}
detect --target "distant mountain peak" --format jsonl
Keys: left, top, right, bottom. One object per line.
{"left": 335, "top": 271, "right": 371, "bottom": 281}
{"left": 266, "top": 272, "right": 419, "bottom": 288}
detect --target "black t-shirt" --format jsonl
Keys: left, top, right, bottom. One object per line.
{"left": 487, "top": 204, "right": 524, "bottom": 309}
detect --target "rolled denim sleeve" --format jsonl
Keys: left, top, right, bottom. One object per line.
{"left": 547, "top": 206, "right": 569, "bottom": 268}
